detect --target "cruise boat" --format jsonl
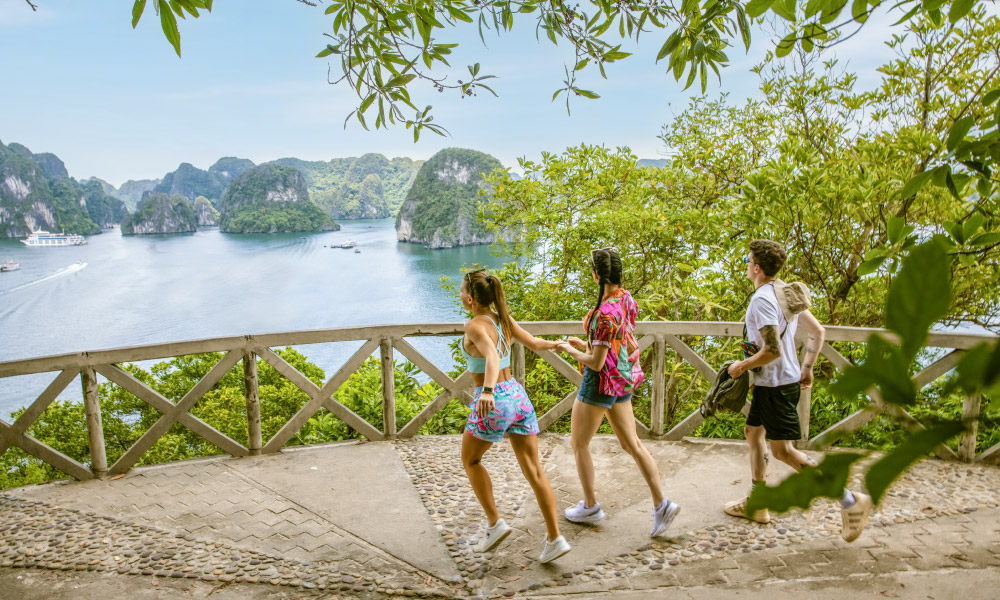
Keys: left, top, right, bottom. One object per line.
{"left": 21, "top": 231, "right": 87, "bottom": 247}
{"left": 1, "top": 259, "right": 20, "bottom": 272}
{"left": 333, "top": 240, "right": 357, "bottom": 249}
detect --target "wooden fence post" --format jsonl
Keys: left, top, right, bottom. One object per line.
{"left": 380, "top": 337, "right": 397, "bottom": 439}
{"left": 651, "top": 336, "right": 666, "bottom": 436}
{"left": 512, "top": 342, "right": 525, "bottom": 386}
{"left": 243, "top": 350, "right": 262, "bottom": 456}
{"left": 81, "top": 367, "right": 108, "bottom": 478}
{"left": 960, "top": 394, "right": 981, "bottom": 462}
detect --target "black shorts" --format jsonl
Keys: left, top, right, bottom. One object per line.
{"left": 746, "top": 382, "right": 802, "bottom": 441}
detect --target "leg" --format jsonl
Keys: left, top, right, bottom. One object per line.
{"left": 606, "top": 400, "right": 664, "bottom": 508}
{"left": 746, "top": 424, "right": 768, "bottom": 482}
{"left": 509, "top": 434, "right": 560, "bottom": 542}
{"left": 768, "top": 439, "right": 813, "bottom": 472}
{"left": 570, "top": 400, "right": 608, "bottom": 506}
{"left": 461, "top": 433, "right": 499, "bottom": 525}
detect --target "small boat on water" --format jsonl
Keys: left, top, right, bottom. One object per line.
{"left": 333, "top": 240, "right": 357, "bottom": 249}
{"left": 21, "top": 230, "right": 87, "bottom": 247}
{"left": 354, "top": 248, "right": 361, "bottom": 254}
{"left": 1, "top": 259, "right": 20, "bottom": 272}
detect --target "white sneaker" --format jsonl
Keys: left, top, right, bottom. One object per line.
{"left": 650, "top": 499, "right": 680, "bottom": 537}
{"left": 564, "top": 500, "right": 606, "bottom": 523}
{"left": 538, "top": 535, "right": 571, "bottom": 563}
{"left": 477, "top": 518, "right": 511, "bottom": 553}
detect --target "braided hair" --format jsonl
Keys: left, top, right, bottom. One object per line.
{"left": 586, "top": 248, "right": 623, "bottom": 346}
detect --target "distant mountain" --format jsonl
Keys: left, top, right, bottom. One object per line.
{"left": 637, "top": 158, "right": 668, "bottom": 168}
{"left": 194, "top": 196, "right": 219, "bottom": 227}
{"left": 121, "top": 193, "right": 197, "bottom": 235}
{"left": 219, "top": 163, "right": 339, "bottom": 233}
{"left": 152, "top": 162, "right": 228, "bottom": 207}
{"left": 0, "top": 139, "right": 125, "bottom": 237}
{"left": 270, "top": 154, "right": 422, "bottom": 219}
{"left": 396, "top": 148, "right": 504, "bottom": 248}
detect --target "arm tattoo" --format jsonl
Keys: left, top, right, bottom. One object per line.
{"left": 760, "top": 325, "right": 782, "bottom": 356}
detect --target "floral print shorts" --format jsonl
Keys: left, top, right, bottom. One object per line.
{"left": 465, "top": 378, "right": 540, "bottom": 442}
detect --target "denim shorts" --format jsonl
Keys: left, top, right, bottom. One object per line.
{"left": 577, "top": 366, "right": 632, "bottom": 409}
{"left": 465, "top": 378, "right": 540, "bottom": 443}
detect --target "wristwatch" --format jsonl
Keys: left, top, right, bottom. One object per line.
{"left": 481, "top": 386, "right": 494, "bottom": 395}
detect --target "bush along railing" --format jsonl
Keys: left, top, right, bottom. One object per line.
{"left": 1, "top": 306, "right": 996, "bottom": 489}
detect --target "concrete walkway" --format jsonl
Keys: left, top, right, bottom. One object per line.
{"left": 1, "top": 434, "right": 998, "bottom": 599}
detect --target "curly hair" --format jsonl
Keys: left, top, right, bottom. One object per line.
{"left": 749, "top": 240, "right": 786, "bottom": 277}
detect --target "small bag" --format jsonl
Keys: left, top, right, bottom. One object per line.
{"left": 700, "top": 361, "right": 750, "bottom": 418}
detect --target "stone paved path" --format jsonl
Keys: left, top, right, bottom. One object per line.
{"left": 2, "top": 435, "right": 999, "bottom": 599}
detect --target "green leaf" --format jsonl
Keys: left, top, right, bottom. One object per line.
{"left": 963, "top": 212, "right": 985, "bottom": 240}
{"left": 884, "top": 241, "right": 951, "bottom": 361}
{"left": 983, "top": 88, "right": 1000, "bottom": 107}
{"left": 775, "top": 32, "right": 797, "bottom": 58}
{"left": 158, "top": 0, "right": 181, "bottom": 57}
{"left": 947, "top": 115, "right": 975, "bottom": 152}
{"left": 852, "top": 0, "right": 871, "bottom": 22}
{"left": 745, "top": 0, "right": 777, "bottom": 18}
{"left": 948, "top": 341, "right": 1000, "bottom": 396}
{"left": 771, "top": 0, "right": 798, "bottom": 21}
{"left": 865, "top": 422, "right": 965, "bottom": 505}
{"left": 573, "top": 88, "right": 600, "bottom": 99}
{"left": 968, "top": 232, "right": 1000, "bottom": 247}
{"left": 132, "top": 0, "right": 147, "bottom": 28}
{"left": 745, "top": 453, "right": 864, "bottom": 516}
{"left": 886, "top": 216, "right": 912, "bottom": 245}
{"left": 831, "top": 335, "right": 916, "bottom": 406}
{"left": 899, "top": 170, "right": 931, "bottom": 197}
{"left": 948, "top": 0, "right": 974, "bottom": 23}
{"left": 857, "top": 256, "right": 886, "bottom": 277}
{"left": 656, "top": 32, "right": 681, "bottom": 62}
{"left": 386, "top": 74, "right": 416, "bottom": 88}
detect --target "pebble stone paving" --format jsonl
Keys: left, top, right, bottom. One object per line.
{"left": 2, "top": 435, "right": 999, "bottom": 599}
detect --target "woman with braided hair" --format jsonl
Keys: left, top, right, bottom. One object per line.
{"left": 556, "top": 248, "right": 681, "bottom": 537}
{"left": 459, "top": 268, "right": 571, "bottom": 563}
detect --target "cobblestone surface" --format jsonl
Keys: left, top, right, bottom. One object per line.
{"left": 2, "top": 436, "right": 999, "bottom": 599}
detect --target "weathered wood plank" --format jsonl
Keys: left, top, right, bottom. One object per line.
{"left": 512, "top": 343, "right": 525, "bottom": 386}
{"left": 663, "top": 335, "right": 715, "bottom": 380}
{"left": 960, "top": 394, "right": 981, "bottom": 463}
{"left": 398, "top": 371, "right": 474, "bottom": 438}
{"left": 81, "top": 367, "right": 107, "bottom": 478}
{"left": 108, "top": 350, "right": 242, "bottom": 476}
{"left": 0, "top": 369, "right": 76, "bottom": 455}
{"left": 535, "top": 351, "right": 583, "bottom": 386}
{"left": 259, "top": 340, "right": 382, "bottom": 451}
{"left": 392, "top": 337, "right": 457, "bottom": 391}
{"left": 975, "top": 440, "right": 1000, "bottom": 464}
{"left": 651, "top": 337, "right": 666, "bottom": 436}
{"left": 537, "top": 390, "right": 578, "bottom": 431}
{"left": 664, "top": 408, "right": 705, "bottom": 441}
{"left": 0, "top": 420, "right": 93, "bottom": 481}
{"left": 96, "top": 364, "right": 248, "bottom": 458}
{"left": 913, "top": 350, "right": 964, "bottom": 389}
{"left": 381, "top": 338, "right": 397, "bottom": 439}
{"left": 244, "top": 351, "right": 262, "bottom": 456}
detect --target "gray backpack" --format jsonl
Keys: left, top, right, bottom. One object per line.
{"left": 700, "top": 360, "right": 750, "bottom": 418}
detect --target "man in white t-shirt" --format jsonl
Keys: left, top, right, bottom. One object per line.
{"left": 724, "top": 240, "right": 872, "bottom": 542}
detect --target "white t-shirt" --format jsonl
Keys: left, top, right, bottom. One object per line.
{"left": 744, "top": 283, "right": 801, "bottom": 387}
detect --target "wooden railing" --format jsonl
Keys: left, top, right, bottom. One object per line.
{"left": 0, "top": 322, "right": 996, "bottom": 482}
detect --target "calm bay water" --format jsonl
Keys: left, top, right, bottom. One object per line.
{"left": 0, "top": 220, "right": 506, "bottom": 418}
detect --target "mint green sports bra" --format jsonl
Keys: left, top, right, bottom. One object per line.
{"left": 461, "top": 316, "right": 511, "bottom": 373}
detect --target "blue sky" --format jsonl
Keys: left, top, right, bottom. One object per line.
{"left": 1, "top": 1, "right": 903, "bottom": 186}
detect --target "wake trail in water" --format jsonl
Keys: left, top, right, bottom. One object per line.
{"left": 0, "top": 262, "right": 88, "bottom": 296}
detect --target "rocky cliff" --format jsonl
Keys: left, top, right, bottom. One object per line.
{"left": 219, "top": 164, "right": 339, "bottom": 233}
{"left": 194, "top": 196, "right": 219, "bottom": 227}
{"left": 120, "top": 193, "right": 197, "bottom": 235}
{"left": 113, "top": 179, "right": 160, "bottom": 210}
{"left": 0, "top": 140, "right": 104, "bottom": 237}
{"left": 395, "top": 148, "right": 503, "bottom": 248}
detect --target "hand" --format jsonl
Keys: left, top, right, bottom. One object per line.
{"left": 800, "top": 367, "right": 814, "bottom": 389}
{"left": 566, "top": 336, "right": 586, "bottom": 350}
{"left": 477, "top": 392, "right": 495, "bottom": 417}
{"left": 555, "top": 342, "right": 572, "bottom": 354}
{"left": 540, "top": 338, "right": 562, "bottom": 351}
{"left": 727, "top": 361, "right": 745, "bottom": 379}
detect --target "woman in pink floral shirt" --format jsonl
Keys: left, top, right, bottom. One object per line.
{"left": 557, "top": 248, "right": 680, "bottom": 537}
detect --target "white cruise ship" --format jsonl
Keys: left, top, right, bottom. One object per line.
{"left": 21, "top": 231, "right": 88, "bottom": 247}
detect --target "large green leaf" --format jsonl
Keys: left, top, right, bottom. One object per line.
{"left": 745, "top": 0, "right": 778, "bottom": 18}
{"left": 746, "top": 453, "right": 864, "bottom": 515}
{"left": 831, "top": 335, "right": 916, "bottom": 406}
{"left": 132, "top": 0, "right": 147, "bottom": 28}
{"left": 158, "top": 0, "right": 181, "bottom": 57}
{"left": 865, "top": 422, "right": 965, "bottom": 504}
{"left": 884, "top": 241, "right": 951, "bottom": 361}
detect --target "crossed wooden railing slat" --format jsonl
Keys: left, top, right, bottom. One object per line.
{"left": 0, "top": 323, "right": 996, "bottom": 483}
